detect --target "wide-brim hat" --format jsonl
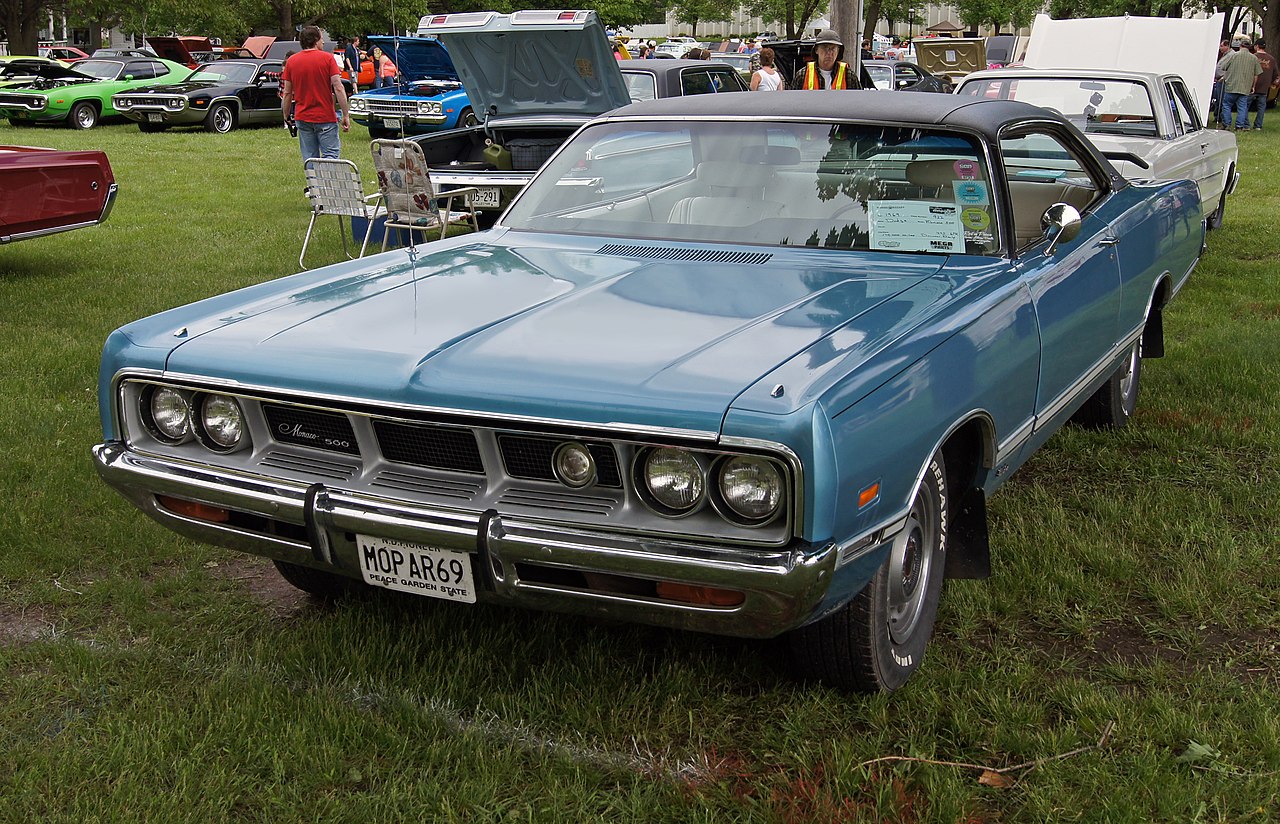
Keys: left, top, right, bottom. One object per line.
{"left": 814, "top": 29, "right": 843, "bottom": 47}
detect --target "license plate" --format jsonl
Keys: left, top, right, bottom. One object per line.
{"left": 379, "top": 117, "right": 401, "bottom": 129}
{"left": 472, "top": 187, "right": 502, "bottom": 208}
{"left": 146, "top": 113, "right": 162, "bottom": 123}
{"left": 356, "top": 533, "right": 476, "bottom": 603}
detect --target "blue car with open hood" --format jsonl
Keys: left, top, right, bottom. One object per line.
{"left": 94, "top": 84, "right": 1203, "bottom": 692}
{"left": 347, "top": 35, "right": 473, "bottom": 138}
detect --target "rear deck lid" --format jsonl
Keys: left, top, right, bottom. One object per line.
{"left": 417, "top": 9, "right": 630, "bottom": 120}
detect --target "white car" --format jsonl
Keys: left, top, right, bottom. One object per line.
{"left": 954, "top": 14, "right": 1238, "bottom": 229}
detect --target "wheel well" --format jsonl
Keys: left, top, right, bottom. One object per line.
{"left": 211, "top": 98, "right": 239, "bottom": 112}
{"left": 940, "top": 418, "right": 992, "bottom": 580}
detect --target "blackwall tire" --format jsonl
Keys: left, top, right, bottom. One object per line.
{"left": 787, "top": 451, "right": 948, "bottom": 692}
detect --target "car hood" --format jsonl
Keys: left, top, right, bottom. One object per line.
{"left": 154, "top": 235, "right": 946, "bottom": 434}
{"left": 117, "top": 79, "right": 223, "bottom": 95}
{"left": 420, "top": 10, "right": 630, "bottom": 120}
{"left": 241, "top": 37, "right": 276, "bottom": 59}
{"left": 146, "top": 36, "right": 213, "bottom": 64}
{"left": 1023, "top": 12, "right": 1224, "bottom": 124}
{"left": 366, "top": 36, "right": 458, "bottom": 82}
{"left": 2, "top": 61, "right": 95, "bottom": 82}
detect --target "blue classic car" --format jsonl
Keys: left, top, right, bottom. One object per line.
{"left": 347, "top": 36, "right": 473, "bottom": 139}
{"left": 93, "top": 92, "right": 1203, "bottom": 692}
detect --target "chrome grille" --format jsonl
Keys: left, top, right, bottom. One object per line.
{"left": 365, "top": 99, "right": 426, "bottom": 117}
{"left": 0, "top": 94, "right": 42, "bottom": 109}
{"left": 373, "top": 419, "right": 483, "bottom": 473}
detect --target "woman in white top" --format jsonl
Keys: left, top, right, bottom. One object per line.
{"left": 750, "top": 47, "right": 785, "bottom": 91}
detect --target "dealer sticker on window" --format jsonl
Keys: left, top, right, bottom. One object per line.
{"left": 356, "top": 533, "right": 476, "bottom": 603}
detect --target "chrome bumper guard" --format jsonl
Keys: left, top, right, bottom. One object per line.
{"left": 93, "top": 442, "right": 836, "bottom": 637}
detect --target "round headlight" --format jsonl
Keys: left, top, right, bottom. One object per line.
{"left": 196, "top": 394, "right": 245, "bottom": 451}
{"left": 716, "top": 456, "right": 783, "bottom": 523}
{"left": 642, "top": 448, "right": 704, "bottom": 514}
{"left": 147, "top": 387, "right": 190, "bottom": 442}
{"left": 553, "top": 442, "right": 595, "bottom": 488}
{"left": 418, "top": 101, "right": 439, "bottom": 115}
{"left": 350, "top": 98, "right": 367, "bottom": 112}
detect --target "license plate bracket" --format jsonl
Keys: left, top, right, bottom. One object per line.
{"left": 146, "top": 113, "right": 163, "bottom": 123}
{"left": 356, "top": 533, "right": 476, "bottom": 603}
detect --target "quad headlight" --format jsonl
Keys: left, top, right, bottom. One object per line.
{"left": 144, "top": 386, "right": 191, "bottom": 443}
{"left": 193, "top": 393, "right": 245, "bottom": 452}
{"left": 640, "top": 448, "right": 705, "bottom": 514}
{"left": 350, "top": 97, "right": 367, "bottom": 112}
{"left": 714, "top": 456, "right": 783, "bottom": 524}
{"left": 417, "top": 100, "right": 442, "bottom": 115}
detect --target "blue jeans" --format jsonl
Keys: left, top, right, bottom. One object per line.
{"left": 297, "top": 120, "right": 340, "bottom": 162}
{"left": 1250, "top": 92, "right": 1267, "bottom": 128}
{"left": 1223, "top": 92, "right": 1250, "bottom": 128}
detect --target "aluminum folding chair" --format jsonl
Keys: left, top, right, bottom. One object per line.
{"left": 300, "top": 158, "right": 381, "bottom": 269}
{"left": 370, "top": 139, "right": 480, "bottom": 249}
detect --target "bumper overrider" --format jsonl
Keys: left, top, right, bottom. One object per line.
{"left": 93, "top": 441, "right": 839, "bottom": 637}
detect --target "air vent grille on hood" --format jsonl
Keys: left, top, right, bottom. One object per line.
{"left": 596, "top": 244, "right": 772, "bottom": 265}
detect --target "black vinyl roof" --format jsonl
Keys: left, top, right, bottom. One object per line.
{"left": 604, "top": 90, "right": 1065, "bottom": 141}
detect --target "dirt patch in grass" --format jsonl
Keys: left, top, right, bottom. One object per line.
{"left": 0, "top": 604, "right": 58, "bottom": 647}
{"left": 206, "top": 555, "right": 311, "bottom": 617}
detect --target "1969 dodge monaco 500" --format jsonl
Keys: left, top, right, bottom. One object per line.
{"left": 94, "top": 92, "right": 1203, "bottom": 691}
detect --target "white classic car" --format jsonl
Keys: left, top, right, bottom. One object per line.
{"left": 955, "top": 13, "right": 1238, "bottom": 229}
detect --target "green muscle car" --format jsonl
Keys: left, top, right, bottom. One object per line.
{"left": 0, "top": 56, "right": 189, "bottom": 129}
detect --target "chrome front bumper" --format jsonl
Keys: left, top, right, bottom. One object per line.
{"left": 93, "top": 442, "right": 838, "bottom": 637}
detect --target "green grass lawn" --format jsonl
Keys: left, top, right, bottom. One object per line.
{"left": 1, "top": 119, "right": 1277, "bottom": 822}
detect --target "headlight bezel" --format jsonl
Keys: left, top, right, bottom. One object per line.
{"left": 141, "top": 385, "right": 193, "bottom": 445}
{"left": 634, "top": 447, "right": 707, "bottom": 518}
{"left": 710, "top": 454, "right": 786, "bottom": 527}
{"left": 191, "top": 392, "right": 247, "bottom": 453}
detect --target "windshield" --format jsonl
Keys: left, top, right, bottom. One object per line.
{"left": 190, "top": 62, "right": 258, "bottom": 83}
{"left": 504, "top": 119, "right": 999, "bottom": 255}
{"left": 958, "top": 76, "right": 1158, "bottom": 137}
{"left": 73, "top": 60, "right": 122, "bottom": 80}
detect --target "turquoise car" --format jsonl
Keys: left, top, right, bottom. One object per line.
{"left": 93, "top": 90, "right": 1203, "bottom": 693}
{"left": 0, "top": 56, "right": 188, "bottom": 129}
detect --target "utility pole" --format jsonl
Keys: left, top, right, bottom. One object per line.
{"left": 830, "top": 0, "right": 863, "bottom": 77}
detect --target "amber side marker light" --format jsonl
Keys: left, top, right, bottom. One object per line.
{"left": 157, "top": 495, "right": 230, "bottom": 523}
{"left": 858, "top": 482, "right": 881, "bottom": 509}
{"left": 655, "top": 581, "right": 745, "bottom": 606}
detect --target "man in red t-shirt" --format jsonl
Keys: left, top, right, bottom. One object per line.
{"left": 281, "top": 25, "right": 351, "bottom": 161}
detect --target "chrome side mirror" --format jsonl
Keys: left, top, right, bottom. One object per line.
{"left": 1042, "top": 202, "right": 1082, "bottom": 255}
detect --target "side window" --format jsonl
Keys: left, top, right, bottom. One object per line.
{"left": 999, "top": 130, "right": 1105, "bottom": 249}
{"left": 895, "top": 65, "right": 922, "bottom": 87}
{"left": 680, "top": 70, "right": 715, "bottom": 96}
{"left": 127, "top": 61, "right": 158, "bottom": 79}
{"left": 1167, "top": 80, "right": 1201, "bottom": 133}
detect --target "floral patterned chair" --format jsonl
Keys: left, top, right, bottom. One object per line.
{"left": 370, "top": 139, "right": 480, "bottom": 248}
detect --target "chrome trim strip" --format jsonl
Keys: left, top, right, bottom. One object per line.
{"left": 111, "top": 368, "right": 721, "bottom": 442}
{"left": 996, "top": 417, "right": 1034, "bottom": 464}
{"left": 429, "top": 172, "right": 532, "bottom": 188}
{"left": 1, "top": 183, "right": 118, "bottom": 245}
{"left": 1036, "top": 323, "right": 1144, "bottom": 425}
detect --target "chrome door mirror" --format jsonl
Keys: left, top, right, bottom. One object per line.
{"left": 1042, "top": 202, "right": 1082, "bottom": 255}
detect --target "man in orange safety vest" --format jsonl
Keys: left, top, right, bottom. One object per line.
{"left": 792, "top": 29, "right": 860, "bottom": 89}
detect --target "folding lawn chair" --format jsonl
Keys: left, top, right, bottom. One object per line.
{"left": 300, "top": 157, "right": 382, "bottom": 269}
{"left": 370, "top": 139, "right": 480, "bottom": 249}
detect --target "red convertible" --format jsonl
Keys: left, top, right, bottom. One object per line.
{"left": 0, "top": 145, "right": 117, "bottom": 244}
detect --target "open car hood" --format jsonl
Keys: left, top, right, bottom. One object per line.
{"left": 365, "top": 36, "right": 458, "bottom": 82}
{"left": 1024, "top": 12, "right": 1224, "bottom": 124}
{"left": 418, "top": 10, "right": 630, "bottom": 120}
{"left": 240, "top": 36, "right": 276, "bottom": 59}
{"left": 3, "top": 61, "right": 95, "bottom": 82}
{"left": 146, "top": 36, "right": 213, "bottom": 64}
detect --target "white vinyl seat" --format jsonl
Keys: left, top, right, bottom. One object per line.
{"left": 668, "top": 160, "right": 784, "bottom": 226}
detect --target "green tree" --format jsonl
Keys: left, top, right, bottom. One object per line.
{"left": 670, "top": 0, "right": 738, "bottom": 37}
{"left": 743, "top": 0, "right": 829, "bottom": 39}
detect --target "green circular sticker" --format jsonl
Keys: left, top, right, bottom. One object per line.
{"left": 961, "top": 208, "right": 990, "bottom": 231}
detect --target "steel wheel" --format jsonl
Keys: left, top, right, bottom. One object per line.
{"left": 886, "top": 483, "right": 939, "bottom": 645}
{"left": 69, "top": 102, "right": 97, "bottom": 130}
{"left": 1072, "top": 337, "right": 1143, "bottom": 429}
